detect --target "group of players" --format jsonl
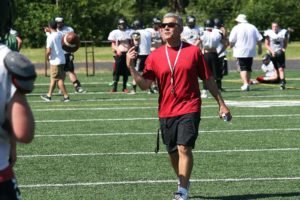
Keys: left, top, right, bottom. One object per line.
{"left": 108, "top": 15, "right": 289, "bottom": 94}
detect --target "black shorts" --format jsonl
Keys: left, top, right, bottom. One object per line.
{"left": 0, "top": 179, "right": 21, "bottom": 200}
{"left": 237, "top": 57, "right": 253, "bottom": 72}
{"left": 271, "top": 50, "right": 286, "bottom": 69}
{"left": 159, "top": 112, "right": 201, "bottom": 153}
{"left": 204, "top": 52, "right": 222, "bottom": 79}
{"left": 64, "top": 53, "right": 75, "bottom": 72}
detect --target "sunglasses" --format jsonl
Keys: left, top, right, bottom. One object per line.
{"left": 159, "top": 22, "right": 179, "bottom": 28}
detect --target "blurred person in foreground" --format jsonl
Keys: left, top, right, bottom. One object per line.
{"left": 127, "top": 12, "right": 231, "bottom": 200}
{"left": 0, "top": 0, "right": 35, "bottom": 198}
{"left": 229, "top": 14, "right": 263, "bottom": 91}
{"left": 264, "top": 22, "right": 288, "bottom": 90}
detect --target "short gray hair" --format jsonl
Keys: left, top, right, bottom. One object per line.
{"left": 163, "top": 12, "right": 183, "bottom": 27}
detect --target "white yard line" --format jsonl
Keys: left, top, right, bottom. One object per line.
{"left": 19, "top": 176, "right": 300, "bottom": 188}
{"left": 18, "top": 148, "right": 300, "bottom": 158}
{"left": 35, "top": 128, "right": 300, "bottom": 137}
{"left": 34, "top": 114, "right": 300, "bottom": 123}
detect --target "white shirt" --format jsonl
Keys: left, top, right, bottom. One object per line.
{"left": 261, "top": 61, "right": 276, "bottom": 77}
{"left": 0, "top": 44, "right": 16, "bottom": 170}
{"left": 58, "top": 25, "right": 74, "bottom": 35}
{"left": 229, "top": 22, "right": 262, "bottom": 57}
{"left": 46, "top": 32, "right": 66, "bottom": 65}
{"left": 144, "top": 27, "right": 162, "bottom": 49}
{"left": 200, "top": 28, "right": 222, "bottom": 49}
{"left": 181, "top": 26, "right": 204, "bottom": 45}
{"left": 264, "top": 29, "right": 287, "bottom": 52}
{"left": 108, "top": 29, "right": 132, "bottom": 52}
{"left": 132, "top": 29, "right": 152, "bottom": 55}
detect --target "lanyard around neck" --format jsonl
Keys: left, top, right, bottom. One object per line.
{"left": 165, "top": 42, "right": 183, "bottom": 95}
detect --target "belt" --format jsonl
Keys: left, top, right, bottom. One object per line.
{"left": 0, "top": 165, "right": 14, "bottom": 183}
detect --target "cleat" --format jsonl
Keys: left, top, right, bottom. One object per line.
{"left": 61, "top": 96, "right": 70, "bottom": 102}
{"left": 122, "top": 88, "right": 129, "bottom": 93}
{"left": 41, "top": 95, "right": 51, "bottom": 102}
{"left": 75, "top": 86, "right": 85, "bottom": 93}
{"left": 241, "top": 84, "right": 250, "bottom": 91}
{"left": 173, "top": 192, "right": 188, "bottom": 200}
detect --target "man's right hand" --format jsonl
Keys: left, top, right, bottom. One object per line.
{"left": 126, "top": 46, "right": 137, "bottom": 69}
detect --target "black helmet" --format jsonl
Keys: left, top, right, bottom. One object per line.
{"left": 262, "top": 54, "right": 271, "bottom": 64}
{"left": 204, "top": 19, "right": 214, "bottom": 28}
{"left": 132, "top": 19, "right": 143, "bottom": 30}
{"left": 118, "top": 17, "right": 127, "bottom": 25}
{"left": 214, "top": 18, "right": 224, "bottom": 28}
{"left": 186, "top": 15, "right": 196, "bottom": 28}
{"left": 0, "top": 0, "right": 12, "bottom": 39}
{"left": 152, "top": 17, "right": 162, "bottom": 25}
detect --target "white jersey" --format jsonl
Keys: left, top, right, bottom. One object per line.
{"left": 46, "top": 31, "right": 66, "bottom": 65}
{"left": 0, "top": 44, "right": 16, "bottom": 171}
{"left": 108, "top": 29, "right": 132, "bottom": 52}
{"left": 181, "top": 26, "right": 203, "bottom": 45}
{"left": 261, "top": 61, "right": 276, "bottom": 77}
{"left": 132, "top": 29, "right": 152, "bottom": 55}
{"left": 229, "top": 22, "right": 263, "bottom": 58}
{"left": 58, "top": 25, "right": 74, "bottom": 35}
{"left": 200, "top": 28, "right": 223, "bottom": 49}
{"left": 144, "top": 27, "right": 162, "bottom": 49}
{"left": 264, "top": 29, "right": 287, "bottom": 52}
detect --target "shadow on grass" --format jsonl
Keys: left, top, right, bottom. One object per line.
{"left": 190, "top": 192, "right": 300, "bottom": 199}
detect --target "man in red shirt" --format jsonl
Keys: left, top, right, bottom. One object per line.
{"left": 127, "top": 12, "right": 231, "bottom": 200}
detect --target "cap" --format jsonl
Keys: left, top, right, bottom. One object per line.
{"left": 235, "top": 14, "right": 247, "bottom": 23}
{"left": 55, "top": 17, "right": 64, "bottom": 23}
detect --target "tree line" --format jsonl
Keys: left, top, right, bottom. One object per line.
{"left": 12, "top": 0, "right": 299, "bottom": 48}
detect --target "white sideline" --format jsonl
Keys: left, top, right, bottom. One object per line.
{"left": 18, "top": 148, "right": 300, "bottom": 158}
{"left": 19, "top": 176, "right": 300, "bottom": 188}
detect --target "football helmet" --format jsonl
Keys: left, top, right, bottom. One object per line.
{"left": 132, "top": 19, "right": 143, "bottom": 30}
{"left": 186, "top": 15, "right": 196, "bottom": 28}
{"left": 214, "top": 18, "right": 224, "bottom": 28}
{"left": 204, "top": 19, "right": 214, "bottom": 28}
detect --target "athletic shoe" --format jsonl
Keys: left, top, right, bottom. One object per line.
{"left": 201, "top": 90, "right": 208, "bottom": 98}
{"left": 123, "top": 88, "right": 129, "bottom": 93}
{"left": 62, "top": 96, "right": 70, "bottom": 102}
{"left": 173, "top": 192, "right": 188, "bottom": 200}
{"left": 41, "top": 95, "right": 51, "bottom": 102}
{"left": 75, "top": 86, "right": 85, "bottom": 93}
{"left": 241, "top": 84, "right": 250, "bottom": 91}
{"left": 111, "top": 89, "right": 117, "bottom": 93}
{"left": 280, "top": 83, "right": 286, "bottom": 90}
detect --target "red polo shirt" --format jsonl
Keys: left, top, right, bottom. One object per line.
{"left": 143, "top": 42, "right": 211, "bottom": 118}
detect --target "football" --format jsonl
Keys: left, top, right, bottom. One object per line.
{"left": 61, "top": 32, "right": 80, "bottom": 53}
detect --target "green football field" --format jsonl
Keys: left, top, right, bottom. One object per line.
{"left": 16, "top": 69, "right": 300, "bottom": 199}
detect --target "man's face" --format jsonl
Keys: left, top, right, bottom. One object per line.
{"left": 118, "top": 23, "right": 125, "bottom": 30}
{"left": 160, "top": 17, "right": 182, "bottom": 41}
{"left": 272, "top": 23, "right": 279, "bottom": 33}
{"left": 57, "top": 22, "right": 64, "bottom": 29}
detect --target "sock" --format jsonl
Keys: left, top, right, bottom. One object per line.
{"left": 133, "top": 84, "right": 137, "bottom": 92}
{"left": 73, "top": 80, "right": 81, "bottom": 88}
